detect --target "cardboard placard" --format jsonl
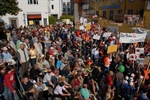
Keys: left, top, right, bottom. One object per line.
{"left": 144, "top": 57, "right": 150, "bottom": 65}
{"left": 107, "top": 45, "right": 118, "bottom": 54}
{"left": 103, "top": 32, "right": 112, "bottom": 37}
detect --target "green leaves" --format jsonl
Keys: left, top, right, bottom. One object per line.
{"left": 0, "top": 0, "right": 22, "bottom": 16}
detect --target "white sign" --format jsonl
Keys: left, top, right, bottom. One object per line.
{"left": 120, "top": 33, "right": 147, "bottom": 43}
{"left": 93, "top": 34, "right": 100, "bottom": 40}
{"left": 79, "top": 25, "right": 85, "bottom": 30}
{"left": 129, "top": 54, "right": 135, "bottom": 60}
{"left": 103, "top": 32, "right": 112, "bottom": 37}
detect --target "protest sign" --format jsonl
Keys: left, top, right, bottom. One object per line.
{"left": 107, "top": 45, "right": 118, "bottom": 54}
{"left": 129, "top": 54, "right": 135, "bottom": 60}
{"left": 120, "top": 33, "right": 147, "bottom": 43}
{"left": 140, "top": 48, "right": 144, "bottom": 54}
{"left": 93, "top": 34, "right": 100, "bottom": 40}
{"left": 103, "top": 32, "right": 112, "bottom": 37}
{"left": 144, "top": 57, "right": 150, "bottom": 65}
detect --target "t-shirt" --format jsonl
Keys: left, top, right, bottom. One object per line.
{"left": 56, "top": 60, "right": 62, "bottom": 69}
{"left": 54, "top": 85, "right": 66, "bottom": 95}
{"left": 22, "top": 81, "right": 34, "bottom": 91}
{"left": 80, "top": 88, "right": 90, "bottom": 99}
{"left": 43, "top": 73, "right": 55, "bottom": 83}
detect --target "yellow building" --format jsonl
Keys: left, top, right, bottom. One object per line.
{"left": 143, "top": 0, "right": 150, "bottom": 28}
{"left": 93, "top": 0, "right": 145, "bottom": 20}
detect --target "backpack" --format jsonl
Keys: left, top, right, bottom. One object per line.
{"left": 0, "top": 74, "right": 4, "bottom": 94}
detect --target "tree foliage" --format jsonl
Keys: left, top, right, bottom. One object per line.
{"left": 0, "top": 0, "right": 22, "bottom": 16}
{"left": 49, "top": 16, "right": 56, "bottom": 25}
{"left": 59, "top": 15, "right": 74, "bottom": 22}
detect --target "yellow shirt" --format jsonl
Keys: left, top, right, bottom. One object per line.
{"left": 29, "top": 49, "right": 37, "bottom": 59}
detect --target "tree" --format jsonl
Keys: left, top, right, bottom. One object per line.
{"left": 49, "top": 16, "right": 56, "bottom": 25}
{"left": 0, "top": 0, "right": 22, "bottom": 16}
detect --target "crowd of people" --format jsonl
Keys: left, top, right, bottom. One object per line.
{"left": 0, "top": 20, "right": 150, "bottom": 100}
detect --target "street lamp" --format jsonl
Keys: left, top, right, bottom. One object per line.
{"left": 23, "top": 13, "right": 26, "bottom": 25}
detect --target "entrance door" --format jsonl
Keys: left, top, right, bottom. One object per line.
{"left": 11, "top": 19, "right": 17, "bottom": 28}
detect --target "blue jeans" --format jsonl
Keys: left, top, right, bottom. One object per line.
{"left": 104, "top": 67, "right": 109, "bottom": 75}
{"left": 3, "top": 86, "right": 13, "bottom": 100}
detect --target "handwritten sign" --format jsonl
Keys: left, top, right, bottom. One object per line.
{"left": 103, "top": 32, "right": 112, "bottom": 37}
{"left": 120, "top": 33, "right": 147, "bottom": 43}
{"left": 93, "top": 34, "right": 100, "bottom": 40}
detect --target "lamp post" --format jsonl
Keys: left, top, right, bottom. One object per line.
{"left": 23, "top": 13, "right": 26, "bottom": 25}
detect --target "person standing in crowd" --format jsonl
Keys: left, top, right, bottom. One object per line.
{"left": 17, "top": 43, "right": 29, "bottom": 77}
{"left": 29, "top": 45, "right": 37, "bottom": 67}
{"left": 3, "top": 65, "right": 16, "bottom": 100}
{"left": 0, "top": 65, "right": 5, "bottom": 100}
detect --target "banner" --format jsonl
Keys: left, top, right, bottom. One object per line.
{"left": 120, "top": 33, "right": 147, "bottom": 43}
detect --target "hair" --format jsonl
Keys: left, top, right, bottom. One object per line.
{"left": 30, "top": 45, "right": 35, "bottom": 49}
{"left": 0, "top": 64, "right": 6, "bottom": 71}
{"left": 59, "top": 82, "right": 64, "bottom": 87}
{"left": 6, "top": 65, "right": 15, "bottom": 72}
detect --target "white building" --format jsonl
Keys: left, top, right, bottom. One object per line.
{"left": 62, "top": 0, "right": 71, "bottom": 15}
{"left": 0, "top": 0, "right": 62, "bottom": 28}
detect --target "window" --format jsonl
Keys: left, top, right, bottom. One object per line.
{"left": 28, "top": 0, "right": 38, "bottom": 4}
{"left": 119, "top": 0, "right": 123, "bottom": 2}
{"left": 103, "top": 11, "right": 106, "bottom": 18}
{"left": 129, "top": 0, "right": 134, "bottom": 2}
{"left": 111, "top": 0, "right": 114, "bottom": 4}
{"left": 110, "top": 10, "right": 114, "bottom": 20}
{"left": 128, "top": 9, "right": 133, "bottom": 14}
{"left": 103, "top": 0, "right": 107, "bottom": 4}
{"left": 68, "top": 8, "right": 70, "bottom": 12}
{"left": 96, "top": 0, "right": 100, "bottom": 5}
{"left": 118, "top": 10, "right": 123, "bottom": 14}
{"left": 147, "top": 1, "right": 150, "bottom": 10}
{"left": 51, "top": 5, "right": 54, "bottom": 9}
{"left": 63, "top": 2, "right": 66, "bottom": 6}
{"left": 67, "top": 2, "right": 70, "bottom": 6}
{"left": 63, "top": 8, "right": 66, "bottom": 12}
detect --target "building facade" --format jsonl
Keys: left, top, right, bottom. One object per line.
{"left": 0, "top": 0, "right": 62, "bottom": 28}
{"left": 62, "top": 0, "right": 71, "bottom": 15}
{"left": 143, "top": 0, "right": 150, "bottom": 28}
{"left": 93, "top": 0, "right": 145, "bottom": 20}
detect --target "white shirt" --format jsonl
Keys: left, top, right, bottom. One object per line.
{"left": 91, "top": 48, "right": 96, "bottom": 55}
{"left": 54, "top": 85, "right": 66, "bottom": 95}
{"left": 43, "top": 73, "right": 55, "bottom": 83}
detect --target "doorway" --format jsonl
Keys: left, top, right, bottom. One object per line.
{"left": 10, "top": 19, "right": 17, "bottom": 28}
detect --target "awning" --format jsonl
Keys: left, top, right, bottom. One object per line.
{"left": 27, "top": 14, "right": 41, "bottom": 19}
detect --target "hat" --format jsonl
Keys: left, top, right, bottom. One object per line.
{"left": 40, "top": 54, "right": 45, "bottom": 58}
{"left": 3, "top": 47, "right": 8, "bottom": 51}
{"left": 8, "top": 59, "right": 16, "bottom": 65}
{"left": 50, "top": 47, "right": 54, "bottom": 49}
{"left": 139, "top": 75, "right": 144, "bottom": 79}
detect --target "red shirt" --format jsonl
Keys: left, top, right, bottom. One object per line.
{"left": 49, "top": 49, "right": 53, "bottom": 55}
{"left": 107, "top": 75, "right": 113, "bottom": 86}
{"left": 74, "top": 79, "right": 80, "bottom": 87}
{"left": 4, "top": 71, "right": 15, "bottom": 92}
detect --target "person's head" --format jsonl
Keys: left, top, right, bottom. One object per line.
{"left": 108, "top": 71, "right": 114, "bottom": 76}
{"left": 21, "top": 37, "right": 25, "bottom": 42}
{"left": 59, "top": 82, "right": 64, "bottom": 87}
{"left": 60, "top": 76, "right": 65, "bottom": 82}
{"left": 34, "top": 64, "right": 38, "bottom": 69}
{"left": 6, "top": 65, "right": 15, "bottom": 73}
{"left": 2, "top": 47, "right": 8, "bottom": 53}
{"left": 30, "top": 45, "right": 35, "bottom": 49}
{"left": 25, "top": 39, "right": 29, "bottom": 44}
{"left": 47, "top": 68, "right": 52, "bottom": 73}
{"left": 20, "top": 43, "right": 25, "bottom": 49}
{"left": 143, "top": 88, "right": 148, "bottom": 94}
{"left": 83, "top": 83, "right": 87, "bottom": 88}
{"left": 22, "top": 75, "right": 29, "bottom": 83}
{"left": 6, "top": 41, "right": 10, "bottom": 47}
{"left": 0, "top": 64, "right": 6, "bottom": 74}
